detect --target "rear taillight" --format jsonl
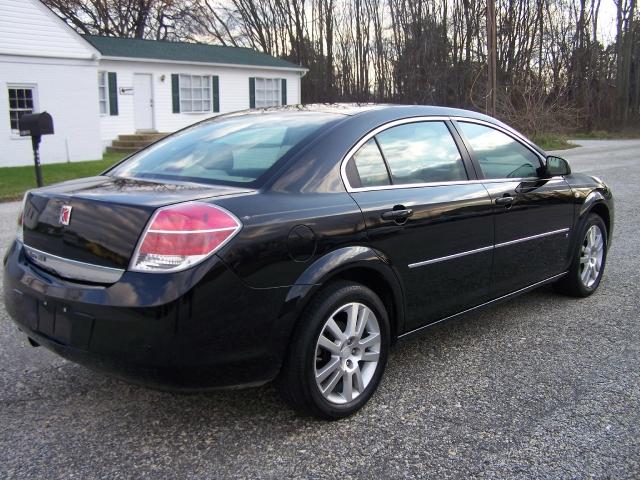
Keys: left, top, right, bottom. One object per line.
{"left": 130, "top": 202, "right": 241, "bottom": 273}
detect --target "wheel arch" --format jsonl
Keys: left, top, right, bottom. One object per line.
{"left": 579, "top": 190, "right": 612, "bottom": 242}
{"left": 277, "top": 246, "right": 406, "bottom": 352}
{"left": 588, "top": 203, "right": 611, "bottom": 240}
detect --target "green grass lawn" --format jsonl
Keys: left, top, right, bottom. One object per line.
{"left": 530, "top": 132, "right": 577, "bottom": 151}
{"left": 0, "top": 151, "right": 127, "bottom": 202}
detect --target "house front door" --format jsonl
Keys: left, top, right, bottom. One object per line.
{"left": 133, "top": 74, "right": 154, "bottom": 131}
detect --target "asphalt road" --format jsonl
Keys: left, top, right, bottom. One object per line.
{"left": 1, "top": 140, "right": 639, "bottom": 479}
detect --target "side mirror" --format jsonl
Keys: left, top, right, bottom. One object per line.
{"left": 545, "top": 155, "right": 571, "bottom": 176}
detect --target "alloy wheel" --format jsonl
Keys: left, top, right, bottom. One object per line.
{"left": 580, "top": 225, "right": 604, "bottom": 288}
{"left": 314, "top": 302, "right": 381, "bottom": 405}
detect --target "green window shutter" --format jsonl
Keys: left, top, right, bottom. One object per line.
{"left": 249, "top": 77, "right": 255, "bottom": 108}
{"left": 171, "top": 74, "right": 180, "bottom": 113}
{"left": 281, "top": 79, "right": 287, "bottom": 105}
{"left": 212, "top": 76, "right": 219, "bottom": 112}
{"left": 108, "top": 72, "right": 118, "bottom": 116}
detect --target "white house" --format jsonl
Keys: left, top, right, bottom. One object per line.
{"left": 0, "top": 0, "right": 307, "bottom": 167}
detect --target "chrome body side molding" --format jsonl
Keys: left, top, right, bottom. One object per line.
{"left": 407, "top": 245, "right": 493, "bottom": 268}
{"left": 408, "top": 228, "right": 570, "bottom": 269}
{"left": 493, "top": 228, "right": 570, "bottom": 249}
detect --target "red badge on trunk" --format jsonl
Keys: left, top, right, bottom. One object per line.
{"left": 59, "top": 205, "right": 72, "bottom": 226}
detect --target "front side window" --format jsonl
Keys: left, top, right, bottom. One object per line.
{"left": 179, "top": 74, "right": 211, "bottom": 113}
{"left": 375, "top": 121, "right": 467, "bottom": 185}
{"left": 457, "top": 122, "right": 542, "bottom": 179}
{"left": 109, "top": 112, "right": 341, "bottom": 186}
{"left": 98, "top": 71, "right": 109, "bottom": 114}
{"left": 8, "top": 86, "right": 35, "bottom": 134}
{"left": 346, "top": 138, "right": 390, "bottom": 188}
{"left": 255, "top": 78, "right": 281, "bottom": 108}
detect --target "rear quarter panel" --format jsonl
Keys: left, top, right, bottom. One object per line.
{"left": 214, "top": 192, "right": 368, "bottom": 288}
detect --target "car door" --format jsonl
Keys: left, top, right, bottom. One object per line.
{"left": 454, "top": 120, "right": 575, "bottom": 296}
{"left": 343, "top": 118, "right": 495, "bottom": 331}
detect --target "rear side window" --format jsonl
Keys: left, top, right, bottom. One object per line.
{"left": 109, "top": 112, "right": 341, "bottom": 186}
{"left": 345, "top": 139, "right": 390, "bottom": 188}
{"left": 375, "top": 121, "right": 467, "bottom": 185}
{"left": 458, "top": 122, "right": 542, "bottom": 179}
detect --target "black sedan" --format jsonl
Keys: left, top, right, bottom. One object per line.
{"left": 3, "top": 104, "right": 614, "bottom": 419}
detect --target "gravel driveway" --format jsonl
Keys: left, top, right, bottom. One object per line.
{"left": 1, "top": 139, "right": 638, "bottom": 479}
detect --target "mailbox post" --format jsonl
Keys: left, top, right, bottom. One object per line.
{"left": 19, "top": 112, "right": 54, "bottom": 188}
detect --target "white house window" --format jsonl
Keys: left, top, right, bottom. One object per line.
{"left": 98, "top": 71, "right": 109, "bottom": 115}
{"left": 255, "top": 78, "right": 281, "bottom": 108}
{"left": 179, "top": 74, "right": 211, "bottom": 113}
{"left": 8, "top": 86, "right": 36, "bottom": 134}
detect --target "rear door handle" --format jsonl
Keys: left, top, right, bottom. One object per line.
{"left": 381, "top": 208, "right": 413, "bottom": 222}
{"left": 495, "top": 196, "right": 514, "bottom": 206}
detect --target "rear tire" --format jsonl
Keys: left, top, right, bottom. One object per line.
{"left": 554, "top": 213, "right": 608, "bottom": 297}
{"left": 277, "top": 281, "right": 390, "bottom": 420}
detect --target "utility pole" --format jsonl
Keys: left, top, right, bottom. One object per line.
{"left": 486, "top": 0, "right": 497, "bottom": 117}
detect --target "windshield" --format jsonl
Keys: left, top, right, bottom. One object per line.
{"left": 108, "top": 112, "right": 342, "bottom": 186}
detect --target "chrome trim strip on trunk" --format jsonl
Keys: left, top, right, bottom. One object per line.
{"left": 397, "top": 271, "right": 568, "bottom": 339}
{"left": 408, "top": 228, "right": 570, "bottom": 269}
{"left": 23, "top": 244, "right": 125, "bottom": 283}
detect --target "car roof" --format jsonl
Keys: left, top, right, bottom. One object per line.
{"left": 215, "top": 103, "right": 497, "bottom": 120}
{"left": 292, "top": 103, "right": 493, "bottom": 119}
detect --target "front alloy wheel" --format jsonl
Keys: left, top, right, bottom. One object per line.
{"left": 580, "top": 225, "right": 604, "bottom": 288}
{"left": 277, "top": 281, "right": 390, "bottom": 419}
{"left": 554, "top": 212, "right": 608, "bottom": 297}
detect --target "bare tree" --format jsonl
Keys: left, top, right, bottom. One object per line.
{"left": 47, "top": 0, "right": 640, "bottom": 130}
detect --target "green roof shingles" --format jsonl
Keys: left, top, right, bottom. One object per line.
{"left": 84, "top": 35, "right": 305, "bottom": 70}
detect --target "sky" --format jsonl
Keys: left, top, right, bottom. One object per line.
{"left": 598, "top": 0, "right": 618, "bottom": 45}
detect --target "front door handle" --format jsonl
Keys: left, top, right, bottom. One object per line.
{"left": 495, "top": 196, "right": 514, "bottom": 206}
{"left": 381, "top": 208, "right": 413, "bottom": 222}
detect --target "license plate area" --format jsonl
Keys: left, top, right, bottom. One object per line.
{"left": 35, "top": 298, "right": 94, "bottom": 349}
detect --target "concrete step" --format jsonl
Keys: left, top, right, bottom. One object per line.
{"left": 117, "top": 133, "right": 168, "bottom": 142}
{"left": 106, "top": 146, "right": 139, "bottom": 154}
{"left": 112, "top": 140, "right": 154, "bottom": 149}
{"left": 107, "top": 132, "right": 170, "bottom": 155}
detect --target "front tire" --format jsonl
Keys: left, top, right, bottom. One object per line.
{"left": 277, "top": 281, "right": 390, "bottom": 419}
{"left": 554, "top": 213, "right": 608, "bottom": 297}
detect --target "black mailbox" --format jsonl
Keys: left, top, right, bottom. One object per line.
{"left": 18, "top": 111, "right": 55, "bottom": 187}
{"left": 19, "top": 111, "right": 54, "bottom": 137}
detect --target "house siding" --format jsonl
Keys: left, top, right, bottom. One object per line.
{"left": 0, "top": 0, "right": 304, "bottom": 167}
{"left": 0, "top": 55, "right": 103, "bottom": 167}
{"left": 98, "top": 60, "right": 302, "bottom": 147}
{"left": 0, "top": 0, "right": 97, "bottom": 59}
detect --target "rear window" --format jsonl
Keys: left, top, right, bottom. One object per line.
{"left": 108, "top": 112, "right": 341, "bottom": 186}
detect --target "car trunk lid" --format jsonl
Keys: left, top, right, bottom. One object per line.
{"left": 22, "top": 175, "right": 253, "bottom": 270}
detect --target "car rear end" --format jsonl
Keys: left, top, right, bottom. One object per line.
{"left": 3, "top": 177, "right": 290, "bottom": 389}
{"left": 3, "top": 111, "right": 345, "bottom": 389}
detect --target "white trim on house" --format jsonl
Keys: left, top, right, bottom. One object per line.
{"left": 254, "top": 77, "right": 282, "bottom": 108}
{"left": 100, "top": 55, "right": 308, "bottom": 74}
{"left": 7, "top": 83, "right": 38, "bottom": 136}
{"left": 0, "top": 54, "right": 99, "bottom": 67}
{"left": 97, "top": 71, "right": 110, "bottom": 115}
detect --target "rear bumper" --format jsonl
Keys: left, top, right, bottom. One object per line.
{"left": 3, "top": 240, "right": 288, "bottom": 390}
